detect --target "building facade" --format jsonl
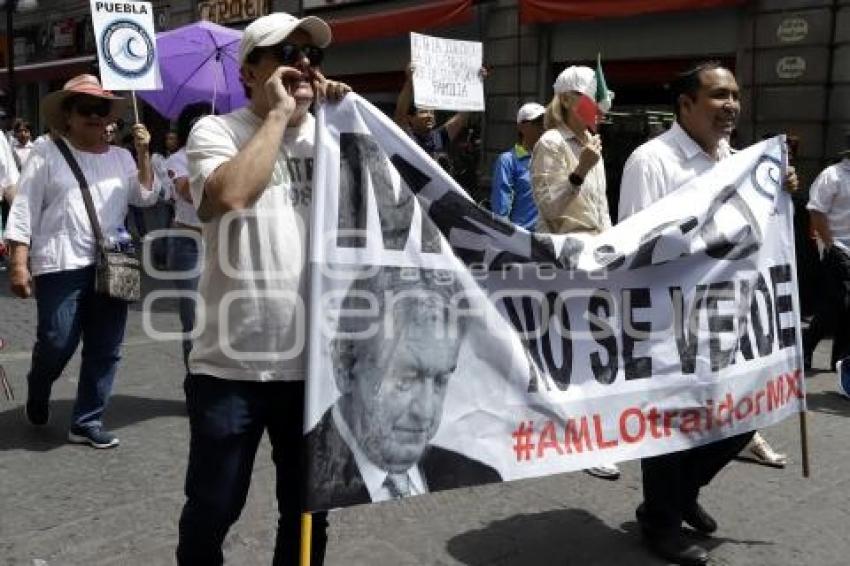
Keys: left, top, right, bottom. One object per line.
{"left": 1, "top": 0, "right": 846, "bottom": 187}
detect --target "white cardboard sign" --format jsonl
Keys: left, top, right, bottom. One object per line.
{"left": 410, "top": 32, "right": 484, "bottom": 112}
{"left": 90, "top": 0, "right": 161, "bottom": 91}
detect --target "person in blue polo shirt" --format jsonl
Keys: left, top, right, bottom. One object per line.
{"left": 490, "top": 103, "right": 545, "bottom": 230}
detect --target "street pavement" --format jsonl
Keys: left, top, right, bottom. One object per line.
{"left": 1, "top": 267, "right": 848, "bottom": 566}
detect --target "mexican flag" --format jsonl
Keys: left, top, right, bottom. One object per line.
{"left": 575, "top": 54, "right": 614, "bottom": 132}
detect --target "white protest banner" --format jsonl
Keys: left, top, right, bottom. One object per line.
{"left": 304, "top": 94, "right": 804, "bottom": 511}
{"left": 90, "top": 0, "right": 160, "bottom": 91}
{"left": 410, "top": 32, "right": 484, "bottom": 112}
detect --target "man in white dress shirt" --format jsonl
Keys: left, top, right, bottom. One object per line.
{"left": 618, "top": 61, "right": 798, "bottom": 566}
{"left": 804, "top": 133, "right": 850, "bottom": 390}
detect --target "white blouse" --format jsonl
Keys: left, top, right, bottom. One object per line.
{"left": 5, "top": 138, "right": 159, "bottom": 276}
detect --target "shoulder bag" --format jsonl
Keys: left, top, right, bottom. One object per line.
{"left": 54, "top": 137, "right": 141, "bottom": 302}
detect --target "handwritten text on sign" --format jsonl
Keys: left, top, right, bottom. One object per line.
{"left": 410, "top": 32, "right": 484, "bottom": 112}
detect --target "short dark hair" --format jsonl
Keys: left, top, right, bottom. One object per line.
{"left": 670, "top": 60, "right": 724, "bottom": 120}
{"left": 176, "top": 102, "right": 213, "bottom": 147}
{"left": 408, "top": 103, "right": 435, "bottom": 117}
{"left": 13, "top": 118, "right": 31, "bottom": 133}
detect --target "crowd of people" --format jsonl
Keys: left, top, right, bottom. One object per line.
{"left": 1, "top": 8, "right": 848, "bottom": 566}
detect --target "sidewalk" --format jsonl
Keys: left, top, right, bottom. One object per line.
{"left": 1, "top": 268, "right": 848, "bottom": 565}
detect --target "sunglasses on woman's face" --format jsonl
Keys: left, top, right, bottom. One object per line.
{"left": 268, "top": 42, "right": 324, "bottom": 67}
{"left": 73, "top": 98, "right": 112, "bottom": 118}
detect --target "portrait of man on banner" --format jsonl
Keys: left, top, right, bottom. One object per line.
{"left": 305, "top": 265, "right": 503, "bottom": 511}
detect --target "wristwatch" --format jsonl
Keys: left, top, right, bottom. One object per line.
{"left": 569, "top": 172, "right": 584, "bottom": 187}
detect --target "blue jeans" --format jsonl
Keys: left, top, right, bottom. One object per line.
{"left": 177, "top": 375, "right": 328, "bottom": 566}
{"left": 27, "top": 266, "right": 128, "bottom": 430}
{"left": 166, "top": 233, "right": 200, "bottom": 371}
{"left": 144, "top": 202, "right": 174, "bottom": 267}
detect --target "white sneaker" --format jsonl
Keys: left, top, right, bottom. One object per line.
{"left": 585, "top": 463, "right": 621, "bottom": 480}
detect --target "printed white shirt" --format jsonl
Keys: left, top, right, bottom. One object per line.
{"left": 618, "top": 121, "right": 732, "bottom": 221}
{"left": 187, "top": 108, "right": 316, "bottom": 382}
{"left": 332, "top": 404, "right": 427, "bottom": 500}
{"left": 807, "top": 159, "right": 850, "bottom": 247}
{"left": 5, "top": 138, "right": 159, "bottom": 275}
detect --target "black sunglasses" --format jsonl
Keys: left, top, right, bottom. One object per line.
{"left": 268, "top": 42, "right": 324, "bottom": 67}
{"left": 73, "top": 97, "right": 112, "bottom": 118}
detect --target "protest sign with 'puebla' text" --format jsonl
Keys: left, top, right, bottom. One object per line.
{"left": 303, "top": 94, "right": 804, "bottom": 511}
{"left": 410, "top": 32, "right": 484, "bottom": 112}
{"left": 90, "top": 0, "right": 161, "bottom": 91}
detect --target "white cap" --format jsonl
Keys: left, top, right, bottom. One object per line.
{"left": 239, "top": 13, "right": 332, "bottom": 65}
{"left": 553, "top": 66, "right": 596, "bottom": 98}
{"left": 516, "top": 102, "right": 545, "bottom": 124}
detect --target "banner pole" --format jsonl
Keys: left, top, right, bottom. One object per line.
{"left": 799, "top": 409, "right": 810, "bottom": 478}
{"left": 299, "top": 512, "right": 312, "bottom": 566}
{"left": 131, "top": 90, "right": 140, "bottom": 124}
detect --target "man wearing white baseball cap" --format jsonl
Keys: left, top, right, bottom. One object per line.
{"left": 490, "top": 102, "right": 545, "bottom": 230}
{"left": 177, "top": 11, "right": 349, "bottom": 566}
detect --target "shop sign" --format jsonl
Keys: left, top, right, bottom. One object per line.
{"left": 52, "top": 19, "right": 77, "bottom": 49}
{"left": 13, "top": 37, "right": 28, "bottom": 65}
{"left": 776, "top": 17, "right": 808, "bottom": 43}
{"left": 776, "top": 56, "right": 806, "bottom": 79}
{"left": 198, "top": 0, "right": 267, "bottom": 25}
{"left": 302, "top": 0, "right": 366, "bottom": 7}
{"left": 155, "top": 4, "right": 170, "bottom": 31}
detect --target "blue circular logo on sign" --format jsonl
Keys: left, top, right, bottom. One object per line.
{"left": 101, "top": 19, "right": 155, "bottom": 79}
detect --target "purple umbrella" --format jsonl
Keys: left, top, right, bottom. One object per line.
{"left": 138, "top": 21, "right": 247, "bottom": 120}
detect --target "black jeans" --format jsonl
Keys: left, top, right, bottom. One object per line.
{"left": 803, "top": 245, "right": 850, "bottom": 368}
{"left": 639, "top": 431, "right": 755, "bottom": 536}
{"left": 177, "top": 374, "right": 328, "bottom": 565}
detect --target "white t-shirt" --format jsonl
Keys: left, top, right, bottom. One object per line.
{"left": 0, "top": 131, "right": 20, "bottom": 198}
{"left": 13, "top": 139, "right": 34, "bottom": 169}
{"left": 807, "top": 159, "right": 850, "bottom": 247}
{"left": 618, "top": 122, "right": 731, "bottom": 221}
{"left": 5, "top": 138, "right": 158, "bottom": 276}
{"left": 165, "top": 148, "right": 200, "bottom": 228}
{"left": 151, "top": 152, "right": 172, "bottom": 200}
{"left": 187, "top": 107, "right": 316, "bottom": 382}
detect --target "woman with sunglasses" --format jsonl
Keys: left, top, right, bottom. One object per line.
{"left": 5, "top": 74, "right": 159, "bottom": 449}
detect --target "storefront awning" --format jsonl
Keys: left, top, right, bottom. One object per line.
{"left": 519, "top": 0, "right": 748, "bottom": 24}
{"left": 329, "top": 0, "right": 474, "bottom": 44}
{"left": 0, "top": 55, "right": 95, "bottom": 88}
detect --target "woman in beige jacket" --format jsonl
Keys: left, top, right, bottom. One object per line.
{"left": 531, "top": 66, "right": 611, "bottom": 236}
{"left": 531, "top": 66, "right": 618, "bottom": 480}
